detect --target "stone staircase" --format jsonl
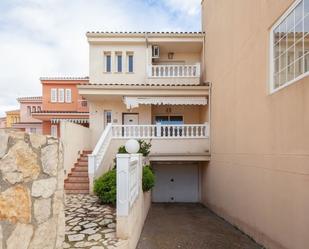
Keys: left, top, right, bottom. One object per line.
{"left": 64, "top": 150, "right": 92, "bottom": 194}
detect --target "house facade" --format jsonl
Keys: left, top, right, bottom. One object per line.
{"left": 201, "top": 0, "right": 309, "bottom": 249}
{"left": 12, "top": 96, "right": 43, "bottom": 134}
{"left": 0, "top": 117, "right": 6, "bottom": 128}
{"left": 5, "top": 110, "right": 20, "bottom": 128}
{"left": 32, "top": 77, "right": 89, "bottom": 137}
{"left": 77, "top": 32, "right": 210, "bottom": 200}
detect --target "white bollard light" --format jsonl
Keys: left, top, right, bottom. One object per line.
{"left": 125, "top": 139, "right": 140, "bottom": 154}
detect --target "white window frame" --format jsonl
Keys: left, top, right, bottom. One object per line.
{"left": 51, "top": 125, "right": 58, "bottom": 137}
{"left": 51, "top": 88, "right": 57, "bottom": 102}
{"left": 104, "top": 110, "right": 112, "bottom": 128}
{"left": 127, "top": 53, "right": 134, "bottom": 73}
{"left": 58, "top": 88, "right": 65, "bottom": 103}
{"left": 116, "top": 53, "right": 123, "bottom": 73}
{"left": 270, "top": 0, "right": 309, "bottom": 93}
{"left": 65, "top": 89, "right": 72, "bottom": 103}
{"left": 104, "top": 52, "right": 112, "bottom": 73}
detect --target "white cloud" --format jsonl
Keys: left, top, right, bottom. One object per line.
{"left": 0, "top": 0, "right": 201, "bottom": 116}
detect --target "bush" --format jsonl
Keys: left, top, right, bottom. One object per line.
{"left": 94, "top": 169, "right": 116, "bottom": 205}
{"left": 142, "top": 165, "right": 155, "bottom": 192}
{"left": 118, "top": 145, "right": 127, "bottom": 154}
{"left": 138, "top": 140, "right": 152, "bottom": 157}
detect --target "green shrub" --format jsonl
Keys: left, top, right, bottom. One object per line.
{"left": 142, "top": 165, "right": 155, "bottom": 192}
{"left": 138, "top": 140, "right": 152, "bottom": 157}
{"left": 118, "top": 145, "right": 127, "bottom": 154}
{"left": 94, "top": 169, "right": 116, "bottom": 205}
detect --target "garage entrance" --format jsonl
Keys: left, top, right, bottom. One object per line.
{"left": 152, "top": 162, "right": 199, "bottom": 203}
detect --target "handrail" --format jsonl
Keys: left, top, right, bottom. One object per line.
{"left": 149, "top": 63, "right": 201, "bottom": 78}
{"left": 89, "top": 123, "right": 209, "bottom": 176}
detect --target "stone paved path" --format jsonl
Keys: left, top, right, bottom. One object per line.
{"left": 64, "top": 194, "right": 125, "bottom": 249}
{"left": 137, "top": 203, "right": 263, "bottom": 249}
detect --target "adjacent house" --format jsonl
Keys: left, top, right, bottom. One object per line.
{"left": 32, "top": 77, "right": 89, "bottom": 137}
{"left": 12, "top": 96, "right": 43, "bottom": 134}
{"left": 0, "top": 117, "right": 6, "bottom": 128}
{"left": 201, "top": 0, "right": 309, "bottom": 249}
{"left": 5, "top": 110, "right": 20, "bottom": 128}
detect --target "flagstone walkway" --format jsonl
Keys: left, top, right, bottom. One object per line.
{"left": 63, "top": 194, "right": 125, "bottom": 249}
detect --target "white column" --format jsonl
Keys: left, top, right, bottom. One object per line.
{"left": 116, "top": 154, "right": 131, "bottom": 217}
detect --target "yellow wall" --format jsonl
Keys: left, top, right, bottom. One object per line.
{"left": 202, "top": 1, "right": 309, "bottom": 249}
{"left": 5, "top": 111, "right": 20, "bottom": 128}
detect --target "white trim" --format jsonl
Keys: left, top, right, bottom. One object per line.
{"left": 269, "top": 0, "right": 306, "bottom": 94}
{"left": 65, "top": 89, "right": 72, "bottom": 103}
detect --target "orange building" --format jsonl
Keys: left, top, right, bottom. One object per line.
{"left": 32, "top": 77, "right": 89, "bottom": 137}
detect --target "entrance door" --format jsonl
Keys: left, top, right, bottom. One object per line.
{"left": 152, "top": 163, "right": 199, "bottom": 203}
{"left": 123, "top": 113, "right": 139, "bottom": 125}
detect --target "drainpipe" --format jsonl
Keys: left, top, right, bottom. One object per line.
{"left": 145, "top": 32, "right": 149, "bottom": 81}
{"left": 208, "top": 81, "right": 212, "bottom": 155}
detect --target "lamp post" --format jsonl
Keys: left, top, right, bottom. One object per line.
{"left": 125, "top": 139, "right": 140, "bottom": 154}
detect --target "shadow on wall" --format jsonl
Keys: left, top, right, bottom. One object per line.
{"left": 0, "top": 130, "right": 64, "bottom": 249}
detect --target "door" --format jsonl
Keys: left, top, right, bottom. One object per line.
{"left": 152, "top": 163, "right": 199, "bottom": 203}
{"left": 123, "top": 113, "right": 139, "bottom": 125}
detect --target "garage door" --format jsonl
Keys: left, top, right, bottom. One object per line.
{"left": 152, "top": 163, "right": 199, "bottom": 203}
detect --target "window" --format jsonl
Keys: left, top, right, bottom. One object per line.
{"left": 152, "top": 45, "right": 160, "bottom": 58}
{"left": 58, "top": 89, "right": 65, "bottom": 103}
{"left": 27, "top": 106, "right": 31, "bottom": 116}
{"left": 271, "top": 0, "right": 309, "bottom": 92}
{"left": 105, "top": 53, "right": 111, "bottom": 72}
{"left": 116, "top": 54, "right": 122, "bottom": 72}
{"left": 127, "top": 54, "right": 134, "bottom": 73}
{"left": 32, "top": 106, "right": 36, "bottom": 113}
{"left": 51, "top": 125, "right": 58, "bottom": 137}
{"left": 37, "top": 106, "right": 41, "bottom": 112}
{"left": 104, "top": 110, "right": 112, "bottom": 128}
{"left": 51, "top": 88, "right": 57, "bottom": 102}
{"left": 30, "top": 128, "right": 36, "bottom": 133}
{"left": 65, "top": 89, "right": 72, "bottom": 103}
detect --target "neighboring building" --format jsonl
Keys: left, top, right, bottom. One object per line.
{"left": 201, "top": 0, "right": 309, "bottom": 249}
{"left": 32, "top": 77, "right": 89, "bottom": 137}
{"left": 5, "top": 110, "right": 20, "bottom": 128}
{"left": 12, "top": 96, "right": 43, "bottom": 134}
{"left": 0, "top": 117, "right": 6, "bottom": 128}
{"left": 76, "top": 32, "right": 210, "bottom": 196}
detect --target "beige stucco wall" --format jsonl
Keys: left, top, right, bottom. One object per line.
{"left": 89, "top": 43, "right": 147, "bottom": 84}
{"left": 60, "top": 121, "right": 91, "bottom": 177}
{"left": 202, "top": 1, "right": 309, "bottom": 249}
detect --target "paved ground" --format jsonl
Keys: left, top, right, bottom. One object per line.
{"left": 63, "top": 195, "right": 125, "bottom": 249}
{"left": 137, "top": 203, "right": 263, "bottom": 249}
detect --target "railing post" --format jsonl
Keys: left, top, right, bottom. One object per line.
{"left": 116, "top": 154, "right": 131, "bottom": 217}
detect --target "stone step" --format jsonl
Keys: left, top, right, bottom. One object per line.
{"left": 64, "top": 182, "right": 89, "bottom": 190}
{"left": 68, "top": 171, "right": 88, "bottom": 177}
{"left": 78, "top": 157, "right": 88, "bottom": 161}
{"left": 83, "top": 150, "right": 92, "bottom": 155}
{"left": 64, "top": 177, "right": 89, "bottom": 183}
{"left": 72, "top": 167, "right": 88, "bottom": 172}
{"left": 75, "top": 161, "right": 88, "bottom": 166}
{"left": 65, "top": 189, "right": 89, "bottom": 194}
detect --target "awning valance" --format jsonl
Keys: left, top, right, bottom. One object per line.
{"left": 124, "top": 96, "right": 208, "bottom": 109}
{"left": 51, "top": 118, "right": 89, "bottom": 124}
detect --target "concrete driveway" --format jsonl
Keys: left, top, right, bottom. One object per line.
{"left": 137, "top": 203, "right": 262, "bottom": 249}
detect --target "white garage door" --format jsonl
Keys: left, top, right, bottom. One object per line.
{"left": 152, "top": 163, "right": 199, "bottom": 203}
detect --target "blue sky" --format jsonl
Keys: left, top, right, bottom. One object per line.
{"left": 0, "top": 0, "right": 201, "bottom": 116}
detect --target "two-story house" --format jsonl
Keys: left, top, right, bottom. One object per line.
{"left": 32, "top": 77, "right": 89, "bottom": 137}
{"left": 77, "top": 32, "right": 210, "bottom": 201}
{"left": 12, "top": 96, "right": 43, "bottom": 134}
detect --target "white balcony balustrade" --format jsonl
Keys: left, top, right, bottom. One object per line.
{"left": 149, "top": 63, "right": 200, "bottom": 78}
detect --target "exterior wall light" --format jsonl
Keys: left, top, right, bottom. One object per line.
{"left": 125, "top": 139, "right": 140, "bottom": 154}
{"left": 168, "top": 52, "right": 174, "bottom": 59}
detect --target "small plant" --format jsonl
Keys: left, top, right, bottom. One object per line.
{"left": 138, "top": 139, "right": 152, "bottom": 157}
{"left": 142, "top": 165, "right": 155, "bottom": 192}
{"left": 94, "top": 169, "right": 116, "bottom": 205}
{"left": 118, "top": 145, "right": 127, "bottom": 154}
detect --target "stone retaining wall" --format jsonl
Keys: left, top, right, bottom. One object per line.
{"left": 0, "top": 130, "right": 64, "bottom": 249}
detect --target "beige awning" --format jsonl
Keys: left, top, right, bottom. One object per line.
{"left": 124, "top": 96, "right": 208, "bottom": 109}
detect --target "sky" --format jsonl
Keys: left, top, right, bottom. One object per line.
{"left": 0, "top": 0, "right": 201, "bottom": 116}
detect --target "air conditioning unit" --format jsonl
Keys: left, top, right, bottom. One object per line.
{"left": 152, "top": 45, "right": 160, "bottom": 58}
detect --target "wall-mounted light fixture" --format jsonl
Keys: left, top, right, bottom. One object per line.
{"left": 168, "top": 52, "right": 174, "bottom": 60}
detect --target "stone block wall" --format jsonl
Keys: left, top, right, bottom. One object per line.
{"left": 0, "top": 130, "right": 64, "bottom": 249}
